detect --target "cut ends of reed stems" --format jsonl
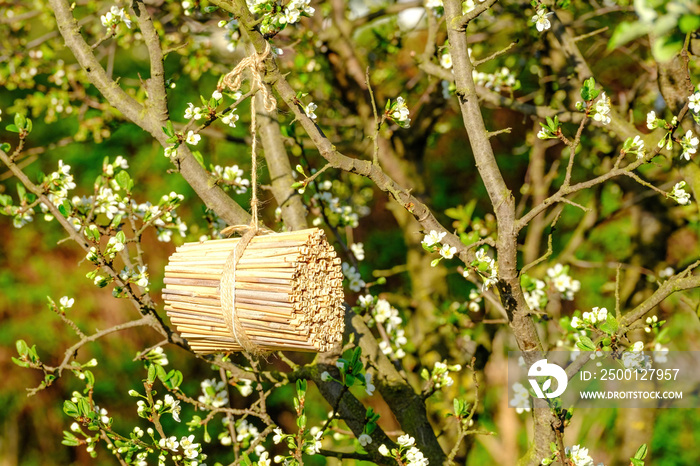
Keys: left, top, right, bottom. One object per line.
{"left": 163, "top": 228, "right": 345, "bottom": 354}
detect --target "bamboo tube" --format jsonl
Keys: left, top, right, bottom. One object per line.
{"left": 163, "top": 227, "right": 344, "bottom": 354}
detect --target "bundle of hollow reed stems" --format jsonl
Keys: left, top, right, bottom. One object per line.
{"left": 162, "top": 228, "right": 345, "bottom": 354}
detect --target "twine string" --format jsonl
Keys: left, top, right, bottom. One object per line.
{"left": 218, "top": 43, "right": 275, "bottom": 355}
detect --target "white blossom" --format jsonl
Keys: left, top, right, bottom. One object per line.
{"left": 304, "top": 102, "right": 318, "bottom": 121}
{"left": 186, "top": 130, "right": 201, "bottom": 145}
{"left": 342, "top": 262, "right": 365, "bottom": 292}
{"left": 591, "top": 92, "right": 611, "bottom": 125}
{"left": 158, "top": 436, "right": 179, "bottom": 451}
{"left": 358, "top": 433, "right": 372, "bottom": 446}
{"left": 60, "top": 296, "right": 75, "bottom": 308}
{"left": 351, "top": 242, "right": 365, "bottom": 261}
{"left": 390, "top": 97, "right": 411, "bottom": 127}
{"left": 532, "top": 9, "right": 552, "bottom": 32}
{"left": 397, "top": 434, "right": 415, "bottom": 447}
{"left": 421, "top": 230, "right": 446, "bottom": 248}
{"left": 688, "top": 92, "right": 700, "bottom": 113}
{"left": 566, "top": 445, "right": 597, "bottom": 466}
{"left": 510, "top": 382, "right": 531, "bottom": 414}
{"left": 646, "top": 110, "right": 657, "bottom": 130}
{"left": 272, "top": 427, "right": 285, "bottom": 444}
{"left": 546, "top": 263, "right": 580, "bottom": 300}
{"left": 440, "top": 52, "right": 453, "bottom": 69}
{"left": 101, "top": 6, "right": 131, "bottom": 29}
{"left": 364, "top": 372, "right": 375, "bottom": 396}
{"left": 680, "top": 130, "right": 699, "bottom": 161}
{"left": 670, "top": 181, "right": 691, "bottom": 205}
{"left": 439, "top": 243, "right": 456, "bottom": 259}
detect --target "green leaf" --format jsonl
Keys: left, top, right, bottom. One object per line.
{"left": 115, "top": 231, "right": 126, "bottom": 243}
{"left": 608, "top": 21, "right": 650, "bottom": 50}
{"left": 297, "top": 414, "right": 307, "bottom": 428}
{"left": 579, "top": 77, "right": 600, "bottom": 101}
{"left": 16, "top": 183, "right": 26, "bottom": 201}
{"left": 5, "top": 124, "right": 19, "bottom": 133}
{"left": 25, "top": 118, "right": 32, "bottom": 133}
{"left": 16, "top": 339, "right": 29, "bottom": 356}
{"left": 550, "top": 442, "right": 558, "bottom": 453}
{"left": 576, "top": 335, "right": 596, "bottom": 351}
{"left": 630, "top": 459, "right": 644, "bottom": 466}
{"left": 652, "top": 34, "right": 683, "bottom": 63}
{"left": 156, "top": 364, "right": 168, "bottom": 382}
{"left": 115, "top": 171, "right": 132, "bottom": 192}
{"left": 239, "top": 453, "right": 252, "bottom": 466}
{"left": 345, "top": 373, "right": 356, "bottom": 387}
{"left": 598, "top": 314, "right": 619, "bottom": 335}
{"left": 63, "top": 400, "right": 80, "bottom": 417}
{"left": 192, "top": 150, "right": 205, "bottom": 169}
{"left": 421, "top": 368, "right": 430, "bottom": 380}
{"left": 14, "top": 113, "right": 26, "bottom": 129}
{"left": 634, "top": 443, "right": 648, "bottom": 460}
{"left": 168, "top": 370, "right": 183, "bottom": 390}
{"left": 77, "top": 398, "right": 90, "bottom": 417}
{"left": 680, "top": 14, "right": 700, "bottom": 34}
{"left": 147, "top": 364, "right": 156, "bottom": 383}
{"left": 62, "top": 431, "right": 80, "bottom": 446}
{"left": 84, "top": 370, "right": 95, "bottom": 387}
{"left": 58, "top": 199, "right": 71, "bottom": 217}
{"left": 11, "top": 356, "right": 29, "bottom": 368}
{"left": 111, "top": 214, "right": 123, "bottom": 228}
{"left": 0, "top": 142, "right": 10, "bottom": 152}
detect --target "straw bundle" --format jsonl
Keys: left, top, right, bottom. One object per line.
{"left": 162, "top": 228, "right": 345, "bottom": 354}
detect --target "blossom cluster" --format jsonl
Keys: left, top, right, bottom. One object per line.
{"left": 523, "top": 278, "right": 546, "bottom": 311}
{"left": 570, "top": 306, "right": 608, "bottom": 330}
{"left": 590, "top": 92, "right": 611, "bottom": 125}
{"left": 646, "top": 110, "right": 698, "bottom": 168}
{"left": 358, "top": 295, "right": 408, "bottom": 359}
{"left": 313, "top": 189, "right": 360, "bottom": 228}
{"left": 197, "top": 378, "right": 228, "bottom": 408}
{"left": 100, "top": 6, "right": 132, "bottom": 29}
{"left": 472, "top": 67, "right": 518, "bottom": 92}
{"left": 157, "top": 434, "right": 202, "bottom": 461}
{"left": 547, "top": 263, "right": 581, "bottom": 300}
{"left": 510, "top": 382, "right": 531, "bottom": 414}
{"left": 423, "top": 360, "right": 462, "bottom": 390}
{"left": 621, "top": 341, "right": 651, "bottom": 370}
{"left": 421, "top": 229, "right": 456, "bottom": 267}
{"left": 246, "top": 0, "right": 315, "bottom": 34}
{"left": 473, "top": 248, "right": 498, "bottom": 290}
{"left": 670, "top": 181, "right": 691, "bottom": 205}
{"left": 464, "top": 287, "right": 483, "bottom": 312}
{"left": 379, "top": 434, "right": 429, "bottom": 466}
{"left": 564, "top": 444, "right": 604, "bottom": 466}
{"left": 212, "top": 164, "right": 250, "bottom": 194}
{"left": 342, "top": 262, "right": 365, "bottom": 292}
{"left": 679, "top": 130, "right": 699, "bottom": 161}
{"left": 387, "top": 97, "right": 411, "bottom": 128}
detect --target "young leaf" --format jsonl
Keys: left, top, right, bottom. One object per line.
{"left": 63, "top": 400, "right": 80, "bottom": 417}
{"left": 576, "top": 335, "right": 596, "bottom": 351}
{"left": 634, "top": 443, "right": 648, "bottom": 460}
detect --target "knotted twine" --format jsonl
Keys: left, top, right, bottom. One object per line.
{"left": 218, "top": 42, "right": 276, "bottom": 356}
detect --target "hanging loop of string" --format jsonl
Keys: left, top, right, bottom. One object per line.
{"left": 218, "top": 42, "right": 277, "bottom": 356}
